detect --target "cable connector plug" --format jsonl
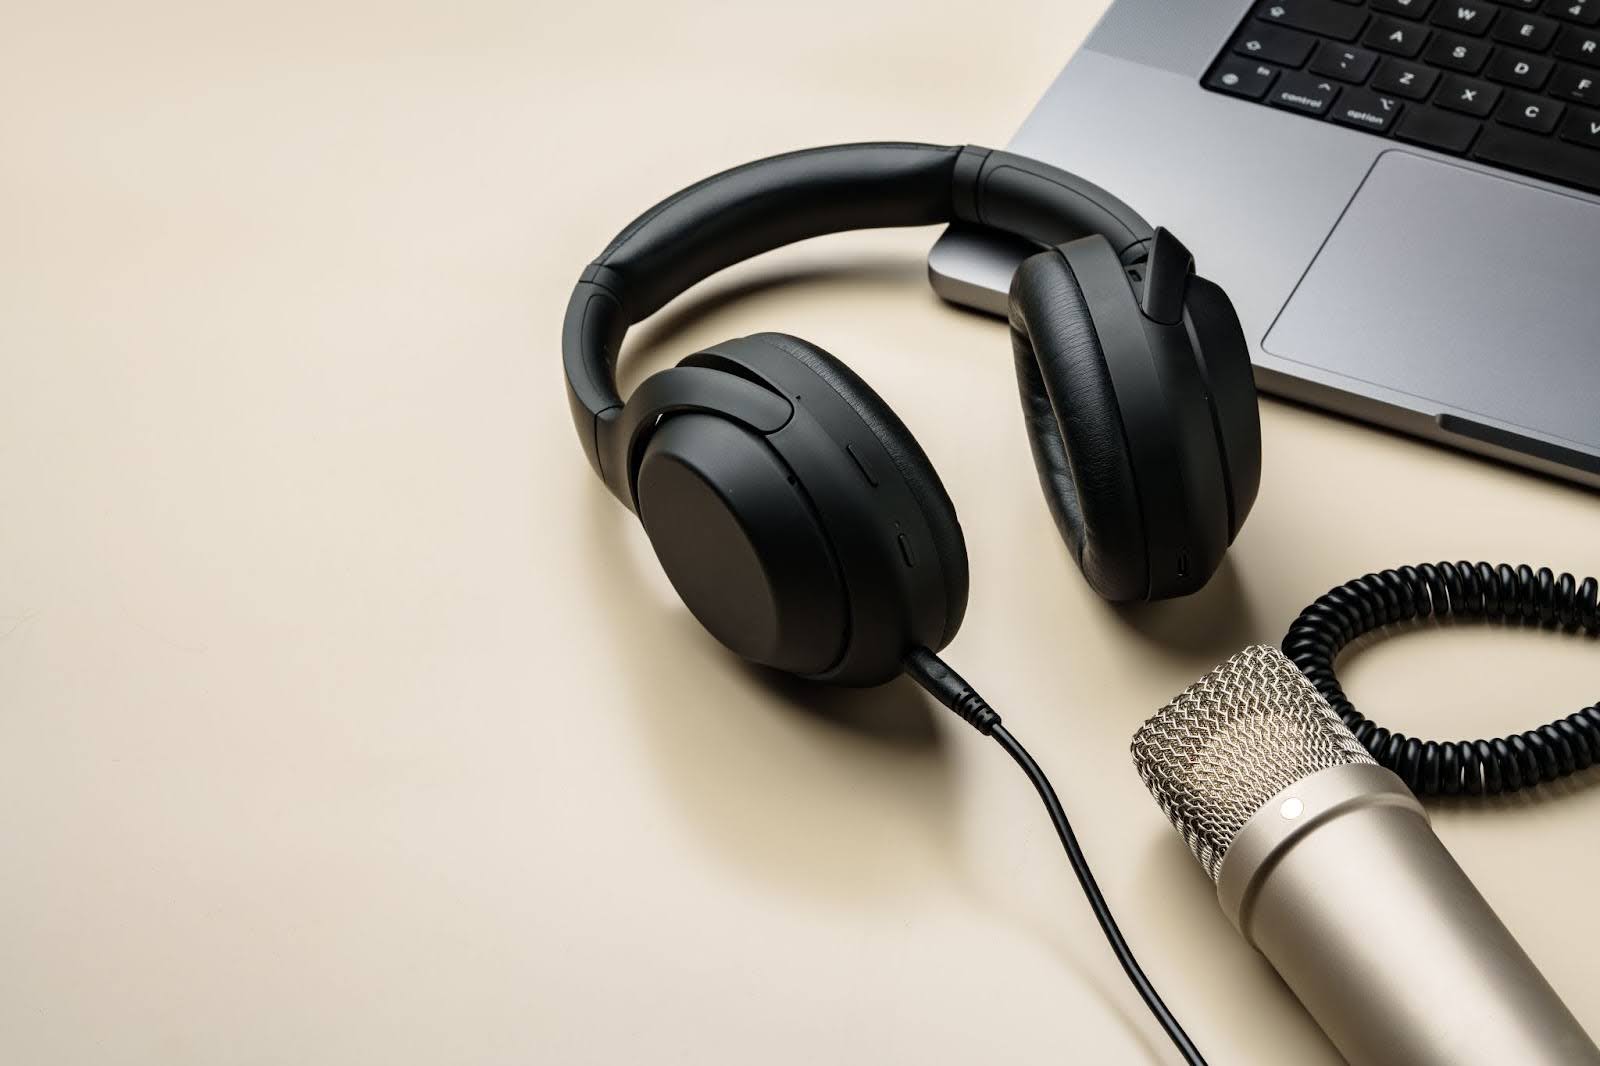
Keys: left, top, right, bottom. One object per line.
{"left": 903, "top": 647, "right": 1001, "bottom": 735}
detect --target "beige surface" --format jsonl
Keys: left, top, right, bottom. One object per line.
{"left": 2, "top": 1, "right": 1597, "bottom": 1063}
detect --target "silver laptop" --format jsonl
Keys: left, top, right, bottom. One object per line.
{"left": 929, "top": 0, "right": 1600, "bottom": 489}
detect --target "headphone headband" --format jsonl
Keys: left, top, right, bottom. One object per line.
{"left": 562, "top": 142, "right": 1154, "bottom": 476}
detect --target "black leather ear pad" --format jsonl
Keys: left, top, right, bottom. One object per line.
{"left": 754, "top": 332, "right": 970, "bottom": 643}
{"left": 1007, "top": 249, "right": 1149, "bottom": 602}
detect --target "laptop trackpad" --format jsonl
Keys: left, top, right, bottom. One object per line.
{"left": 1264, "top": 151, "right": 1600, "bottom": 451}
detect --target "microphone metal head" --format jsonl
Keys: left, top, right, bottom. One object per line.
{"left": 1130, "top": 645, "right": 1375, "bottom": 882}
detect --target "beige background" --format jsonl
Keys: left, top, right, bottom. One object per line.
{"left": 2, "top": 1, "right": 1598, "bottom": 1062}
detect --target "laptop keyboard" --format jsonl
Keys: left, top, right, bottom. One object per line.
{"left": 1205, "top": 0, "right": 1600, "bottom": 195}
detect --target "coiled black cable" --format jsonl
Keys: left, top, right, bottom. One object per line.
{"left": 1282, "top": 561, "right": 1600, "bottom": 798}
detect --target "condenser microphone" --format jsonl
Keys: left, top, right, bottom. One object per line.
{"left": 1131, "top": 645, "right": 1600, "bottom": 1066}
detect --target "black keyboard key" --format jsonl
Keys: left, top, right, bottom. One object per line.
{"left": 1269, "top": 70, "right": 1343, "bottom": 113}
{"left": 1436, "top": 72, "right": 1503, "bottom": 112}
{"left": 1425, "top": 32, "right": 1493, "bottom": 71}
{"left": 1375, "top": 0, "right": 1435, "bottom": 16}
{"left": 1311, "top": 40, "right": 1380, "bottom": 80}
{"left": 1430, "top": 0, "right": 1498, "bottom": 35}
{"left": 1546, "top": 0, "right": 1600, "bottom": 27}
{"left": 1331, "top": 87, "right": 1406, "bottom": 129}
{"left": 1234, "top": 21, "right": 1320, "bottom": 66}
{"left": 1473, "top": 123, "right": 1600, "bottom": 189}
{"left": 1553, "top": 25, "right": 1600, "bottom": 64}
{"left": 1395, "top": 104, "right": 1483, "bottom": 148}
{"left": 1255, "top": 0, "right": 1369, "bottom": 40}
{"left": 1374, "top": 55, "right": 1443, "bottom": 96}
{"left": 1485, "top": 48, "right": 1556, "bottom": 87}
{"left": 1502, "top": 0, "right": 1542, "bottom": 9}
{"left": 1550, "top": 62, "right": 1600, "bottom": 100}
{"left": 1492, "top": 12, "right": 1560, "bottom": 49}
{"left": 1557, "top": 105, "right": 1600, "bottom": 144}
{"left": 1495, "top": 89, "right": 1566, "bottom": 130}
{"left": 1364, "top": 14, "right": 1433, "bottom": 54}
{"left": 1207, "top": 56, "right": 1282, "bottom": 99}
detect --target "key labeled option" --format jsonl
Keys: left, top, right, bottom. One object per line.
{"left": 1332, "top": 88, "right": 1406, "bottom": 130}
{"left": 1269, "top": 70, "right": 1343, "bottom": 114}
{"left": 1207, "top": 56, "right": 1281, "bottom": 99}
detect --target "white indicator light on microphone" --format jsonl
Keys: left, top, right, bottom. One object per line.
{"left": 1279, "top": 797, "right": 1304, "bottom": 820}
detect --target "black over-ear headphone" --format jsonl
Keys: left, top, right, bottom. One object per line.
{"left": 563, "top": 143, "right": 1261, "bottom": 686}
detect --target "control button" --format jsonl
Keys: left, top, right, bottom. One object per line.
{"left": 897, "top": 533, "right": 917, "bottom": 568}
{"left": 845, "top": 443, "right": 878, "bottom": 486}
{"left": 1207, "top": 55, "right": 1281, "bottom": 99}
{"left": 1269, "top": 70, "right": 1342, "bottom": 114}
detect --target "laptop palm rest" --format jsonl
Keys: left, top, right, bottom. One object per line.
{"left": 1264, "top": 150, "right": 1600, "bottom": 453}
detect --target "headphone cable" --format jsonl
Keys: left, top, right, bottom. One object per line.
{"left": 904, "top": 647, "right": 1207, "bottom": 1066}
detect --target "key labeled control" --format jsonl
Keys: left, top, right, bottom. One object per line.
{"left": 1270, "top": 70, "right": 1342, "bottom": 114}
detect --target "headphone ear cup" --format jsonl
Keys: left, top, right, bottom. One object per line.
{"left": 1184, "top": 275, "right": 1261, "bottom": 541}
{"left": 751, "top": 333, "right": 970, "bottom": 647}
{"left": 1008, "top": 247, "right": 1149, "bottom": 602}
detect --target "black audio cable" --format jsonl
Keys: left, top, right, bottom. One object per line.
{"left": 1284, "top": 561, "right": 1600, "bottom": 798}
{"left": 904, "top": 647, "right": 1208, "bottom": 1066}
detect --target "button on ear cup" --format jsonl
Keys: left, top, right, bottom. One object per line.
{"left": 752, "top": 333, "right": 969, "bottom": 646}
{"left": 1183, "top": 275, "right": 1261, "bottom": 542}
{"left": 635, "top": 412, "right": 849, "bottom": 675}
{"left": 1007, "top": 249, "right": 1149, "bottom": 602}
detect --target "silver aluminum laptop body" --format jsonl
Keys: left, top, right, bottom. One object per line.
{"left": 928, "top": 0, "right": 1600, "bottom": 488}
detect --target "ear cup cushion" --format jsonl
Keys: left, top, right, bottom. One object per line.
{"left": 753, "top": 332, "right": 969, "bottom": 644}
{"left": 1008, "top": 250, "right": 1149, "bottom": 601}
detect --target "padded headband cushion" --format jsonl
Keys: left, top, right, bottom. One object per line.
{"left": 564, "top": 142, "right": 1158, "bottom": 480}
{"left": 1008, "top": 250, "right": 1149, "bottom": 601}
{"left": 756, "top": 332, "right": 970, "bottom": 644}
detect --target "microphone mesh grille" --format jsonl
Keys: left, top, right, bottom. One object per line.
{"left": 1130, "top": 644, "right": 1375, "bottom": 882}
